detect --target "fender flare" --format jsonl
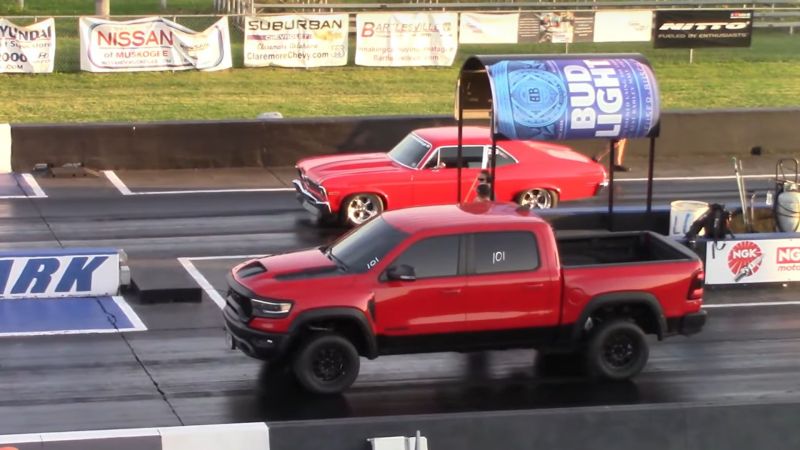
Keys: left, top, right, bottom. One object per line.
{"left": 288, "top": 307, "right": 379, "bottom": 359}
{"left": 573, "top": 292, "right": 667, "bottom": 341}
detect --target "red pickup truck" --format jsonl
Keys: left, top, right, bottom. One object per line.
{"left": 223, "top": 203, "right": 706, "bottom": 394}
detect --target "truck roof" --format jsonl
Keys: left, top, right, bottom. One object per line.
{"left": 381, "top": 202, "right": 547, "bottom": 234}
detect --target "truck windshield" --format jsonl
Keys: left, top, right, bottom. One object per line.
{"left": 327, "top": 217, "right": 409, "bottom": 273}
{"left": 387, "top": 133, "right": 432, "bottom": 169}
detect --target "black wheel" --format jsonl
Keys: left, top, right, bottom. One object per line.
{"left": 516, "top": 188, "right": 558, "bottom": 209}
{"left": 585, "top": 320, "right": 649, "bottom": 381}
{"left": 292, "top": 333, "right": 360, "bottom": 395}
{"left": 341, "top": 193, "right": 384, "bottom": 226}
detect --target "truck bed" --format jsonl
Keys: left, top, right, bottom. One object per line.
{"left": 557, "top": 231, "right": 696, "bottom": 266}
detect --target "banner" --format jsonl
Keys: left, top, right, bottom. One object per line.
{"left": 356, "top": 13, "right": 458, "bottom": 67}
{"left": 518, "top": 12, "right": 594, "bottom": 44}
{"left": 0, "top": 18, "right": 55, "bottom": 73}
{"left": 244, "top": 14, "right": 348, "bottom": 68}
{"left": 0, "top": 249, "right": 120, "bottom": 298}
{"left": 705, "top": 238, "right": 800, "bottom": 285}
{"left": 459, "top": 13, "right": 519, "bottom": 44}
{"left": 594, "top": 10, "right": 653, "bottom": 43}
{"left": 80, "top": 16, "right": 232, "bottom": 72}
{"left": 486, "top": 58, "right": 659, "bottom": 140}
{"left": 654, "top": 10, "right": 753, "bottom": 48}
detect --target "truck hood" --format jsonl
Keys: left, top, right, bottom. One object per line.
{"left": 298, "top": 153, "right": 407, "bottom": 182}
{"left": 237, "top": 249, "right": 339, "bottom": 283}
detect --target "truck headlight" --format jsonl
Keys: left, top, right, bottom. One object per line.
{"left": 251, "top": 298, "right": 293, "bottom": 318}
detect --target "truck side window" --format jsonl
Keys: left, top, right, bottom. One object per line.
{"left": 471, "top": 232, "right": 539, "bottom": 274}
{"left": 391, "top": 235, "right": 460, "bottom": 279}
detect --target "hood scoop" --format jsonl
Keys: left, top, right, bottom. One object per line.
{"left": 237, "top": 261, "right": 267, "bottom": 278}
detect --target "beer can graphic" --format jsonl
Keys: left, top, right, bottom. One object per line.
{"left": 487, "top": 58, "right": 660, "bottom": 140}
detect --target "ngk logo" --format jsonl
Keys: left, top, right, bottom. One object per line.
{"left": 777, "top": 247, "right": 800, "bottom": 264}
{"left": 728, "top": 241, "right": 763, "bottom": 281}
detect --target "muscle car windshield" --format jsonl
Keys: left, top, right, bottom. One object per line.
{"left": 327, "top": 217, "right": 409, "bottom": 273}
{"left": 387, "top": 133, "right": 432, "bottom": 169}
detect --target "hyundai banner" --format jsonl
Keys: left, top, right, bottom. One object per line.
{"left": 706, "top": 238, "right": 800, "bottom": 285}
{"left": 486, "top": 58, "right": 660, "bottom": 140}
{"left": 80, "top": 16, "right": 232, "bottom": 72}
{"left": 0, "top": 18, "right": 55, "bottom": 73}
{"left": 356, "top": 12, "right": 458, "bottom": 67}
{"left": 244, "top": 14, "right": 348, "bottom": 68}
{"left": 654, "top": 10, "right": 753, "bottom": 48}
{"left": 459, "top": 13, "right": 519, "bottom": 44}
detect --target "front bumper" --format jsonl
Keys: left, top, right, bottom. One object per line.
{"left": 223, "top": 305, "right": 288, "bottom": 361}
{"left": 677, "top": 309, "right": 707, "bottom": 336}
{"left": 292, "top": 179, "right": 331, "bottom": 217}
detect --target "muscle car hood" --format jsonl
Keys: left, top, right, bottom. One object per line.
{"left": 297, "top": 153, "right": 407, "bottom": 182}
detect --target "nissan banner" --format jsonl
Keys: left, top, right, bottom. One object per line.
{"left": 80, "top": 16, "right": 232, "bottom": 72}
{"left": 356, "top": 12, "right": 458, "bottom": 67}
{"left": 654, "top": 10, "right": 753, "bottom": 48}
{"left": 706, "top": 238, "right": 800, "bottom": 285}
{"left": 0, "top": 18, "right": 55, "bottom": 73}
{"left": 244, "top": 14, "right": 348, "bottom": 68}
{"left": 486, "top": 58, "right": 660, "bottom": 140}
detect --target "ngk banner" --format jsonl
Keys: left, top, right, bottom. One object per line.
{"left": 356, "top": 12, "right": 458, "bottom": 67}
{"left": 654, "top": 10, "right": 753, "bottom": 48}
{"left": 459, "top": 13, "right": 519, "bottom": 44}
{"left": 593, "top": 10, "right": 652, "bottom": 43}
{"left": 706, "top": 238, "right": 800, "bottom": 284}
{"left": 80, "top": 16, "right": 232, "bottom": 72}
{"left": 0, "top": 18, "right": 55, "bottom": 73}
{"left": 244, "top": 14, "right": 348, "bottom": 68}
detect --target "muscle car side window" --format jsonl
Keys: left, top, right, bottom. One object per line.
{"left": 482, "top": 146, "right": 518, "bottom": 168}
{"left": 423, "top": 146, "right": 484, "bottom": 169}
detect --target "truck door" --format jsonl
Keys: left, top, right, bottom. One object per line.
{"left": 373, "top": 234, "right": 470, "bottom": 340}
{"left": 463, "top": 231, "right": 560, "bottom": 335}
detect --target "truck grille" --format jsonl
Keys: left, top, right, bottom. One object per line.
{"left": 227, "top": 289, "right": 252, "bottom": 321}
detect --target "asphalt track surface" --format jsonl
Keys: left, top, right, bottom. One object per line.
{"left": 1, "top": 164, "right": 799, "bottom": 434}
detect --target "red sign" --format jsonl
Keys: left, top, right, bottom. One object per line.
{"left": 777, "top": 247, "right": 800, "bottom": 264}
{"left": 727, "top": 240, "right": 763, "bottom": 281}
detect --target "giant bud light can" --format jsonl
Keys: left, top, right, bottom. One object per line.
{"left": 488, "top": 58, "right": 660, "bottom": 140}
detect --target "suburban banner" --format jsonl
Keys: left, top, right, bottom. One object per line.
{"left": 244, "top": 14, "right": 348, "bottom": 68}
{"left": 356, "top": 12, "right": 458, "bottom": 67}
{"left": 486, "top": 58, "right": 660, "bottom": 140}
{"left": 706, "top": 238, "right": 800, "bottom": 285}
{"left": 0, "top": 18, "right": 55, "bottom": 73}
{"left": 459, "top": 13, "right": 519, "bottom": 44}
{"left": 79, "top": 16, "right": 232, "bottom": 72}
{"left": 654, "top": 10, "right": 753, "bottom": 48}
{"left": 518, "top": 12, "right": 594, "bottom": 44}
{"left": 594, "top": 10, "right": 653, "bottom": 43}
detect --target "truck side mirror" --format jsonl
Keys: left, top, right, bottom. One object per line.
{"left": 386, "top": 264, "right": 416, "bottom": 281}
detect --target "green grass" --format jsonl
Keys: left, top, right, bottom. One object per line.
{"left": 1, "top": 0, "right": 214, "bottom": 15}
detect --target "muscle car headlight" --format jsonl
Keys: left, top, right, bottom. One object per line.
{"left": 251, "top": 298, "right": 293, "bottom": 318}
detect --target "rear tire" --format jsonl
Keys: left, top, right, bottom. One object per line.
{"left": 292, "top": 333, "right": 360, "bottom": 395}
{"left": 516, "top": 188, "right": 558, "bottom": 209}
{"left": 341, "top": 193, "right": 384, "bottom": 226}
{"left": 585, "top": 320, "right": 649, "bottom": 381}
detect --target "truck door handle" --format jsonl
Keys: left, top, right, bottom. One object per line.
{"left": 441, "top": 288, "right": 462, "bottom": 295}
{"left": 524, "top": 283, "right": 544, "bottom": 289}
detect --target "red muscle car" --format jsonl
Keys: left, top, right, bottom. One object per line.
{"left": 293, "top": 126, "right": 608, "bottom": 226}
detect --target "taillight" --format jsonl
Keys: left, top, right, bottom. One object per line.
{"left": 688, "top": 270, "right": 704, "bottom": 300}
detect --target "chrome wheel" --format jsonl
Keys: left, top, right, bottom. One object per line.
{"left": 345, "top": 194, "right": 382, "bottom": 226}
{"left": 518, "top": 189, "right": 556, "bottom": 209}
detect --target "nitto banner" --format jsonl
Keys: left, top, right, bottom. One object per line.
{"left": 518, "top": 12, "right": 594, "bottom": 44}
{"left": 0, "top": 18, "right": 55, "bottom": 73}
{"left": 244, "top": 14, "right": 348, "bottom": 68}
{"left": 654, "top": 10, "right": 753, "bottom": 48}
{"left": 705, "top": 238, "right": 800, "bottom": 285}
{"left": 80, "top": 16, "right": 232, "bottom": 72}
{"left": 356, "top": 12, "right": 458, "bottom": 67}
{"left": 487, "top": 58, "right": 660, "bottom": 140}
{"left": 593, "top": 10, "right": 652, "bottom": 43}
{"left": 459, "top": 13, "right": 519, "bottom": 44}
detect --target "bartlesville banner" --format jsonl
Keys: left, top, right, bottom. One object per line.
{"left": 356, "top": 12, "right": 458, "bottom": 67}
{"left": 0, "top": 18, "right": 56, "bottom": 73}
{"left": 244, "top": 14, "right": 348, "bottom": 68}
{"left": 79, "top": 16, "right": 232, "bottom": 72}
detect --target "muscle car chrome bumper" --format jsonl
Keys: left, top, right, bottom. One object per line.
{"left": 292, "top": 179, "right": 331, "bottom": 216}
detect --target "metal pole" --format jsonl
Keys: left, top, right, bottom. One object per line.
{"left": 16, "top": 0, "right": 23, "bottom": 9}
{"left": 646, "top": 135, "right": 656, "bottom": 214}
{"left": 457, "top": 79, "right": 464, "bottom": 204}
{"left": 607, "top": 139, "right": 616, "bottom": 231}
{"left": 161, "top": 0, "right": 167, "bottom": 9}
{"left": 95, "top": 0, "right": 110, "bottom": 16}
{"left": 490, "top": 136, "right": 497, "bottom": 201}
{"left": 689, "top": 48, "right": 694, "bottom": 64}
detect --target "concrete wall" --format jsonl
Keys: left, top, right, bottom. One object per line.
{"left": 9, "top": 108, "right": 800, "bottom": 171}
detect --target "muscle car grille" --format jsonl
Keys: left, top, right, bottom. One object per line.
{"left": 302, "top": 177, "right": 325, "bottom": 199}
{"left": 227, "top": 288, "right": 252, "bottom": 321}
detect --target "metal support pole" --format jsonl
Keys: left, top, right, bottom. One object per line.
{"left": 95, "top": 0, "right": 110, "bottom": 16}
{"left": 607, "top": 139, "right": 616, "bottom": 231}
{"left": 161, "top": 0, "right": 167, "bottom": 9}
{"left": 457, "top": 81, "right": 464, "bottom": 204}
{"left": 646, "top": 135, "right": 656, "bottom": 214}
{"left": 490, "top": 137, "right": 497, "bottom": 201}
{"left": 17, "top": 0, "right": 24, "bottom": 9}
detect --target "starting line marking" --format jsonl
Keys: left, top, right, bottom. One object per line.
{"left": 704, "top": 300, "right": 800, "bottom": 309}
{"left": 177, "top": 255, "right": 266, "bottom": 310}
{"left": 0, "top": 173, "right": 48, "bottom": 199}
{"left": 103, "top": 170, "right": 294, "bottom": 196}
{"left": 617, "top": 174, "right": 774, "bottom": 183}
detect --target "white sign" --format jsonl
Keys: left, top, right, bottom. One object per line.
{"left": 593, "top": 10, "right": 653, "bottom": 42}
{"left": 244, "top": 14, "right": 348, "bottom": 68}
{"left": 705, "top": 238, "right": 800, "bottom": 284}
{"left": 80, "top": 16, "right": 232, "bottom": 72}
{"left": 0, "top": 250, "right": 120, "bottom": 298}
{"left": 459, "top": 13, "right": 519, "bottom": 44}
{"left": 356, "top": 12, "right": 458, "bottom": 67}
{"left": 0, "top": 123, "right": 10, "bottom": 174}
{"left": 0, "top": 18, "right": 55, "bottom": 73}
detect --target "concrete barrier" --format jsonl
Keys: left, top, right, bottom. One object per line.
{"left": 9, "top": 109, "right": 800, "bottom": 171}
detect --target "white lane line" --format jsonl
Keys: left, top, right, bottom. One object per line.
{"left": 111, "top": 295, "right": 148, "bottom": 332}
{"left": 103, "top": 170, "right": 293, "bottom": 196}
{"left": 178, "top": 257, "right": 226, "bottom": 309}
{"left": 705, "top": 300, "right": 800, "bottom": 309}
{"left": 185, "top": 254, "right": 266, "bottom": 261}
{"left": 20, "top": 173, "right": 47, "bottom": 198}
{"left": 617, "top": 174, "right": 774, "bottom": 182}
{"left": 103, "top": 170, "right": 134, "bottom": 195}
